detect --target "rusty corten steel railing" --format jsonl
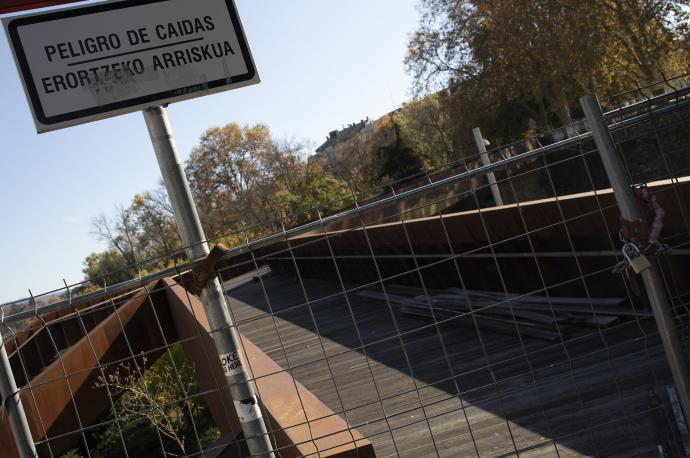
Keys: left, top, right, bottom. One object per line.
{"left": 0, "top": 277, "right": 375, "bottom": 457}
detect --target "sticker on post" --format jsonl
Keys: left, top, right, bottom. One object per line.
{"left": 219, "top": 350, "right": 243, "bottom": 377}
{"left": 234, "top": 397, "right": 262, "bottom": 423}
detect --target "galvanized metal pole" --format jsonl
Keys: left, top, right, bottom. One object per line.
{"left": 581, "top": 94, "right": 690, "bottom": 425}
{"left": 472, "top": 127, "right": 504, "bottom": 206}
{"left": 143, "top": 106, "right": 275, "bottom": 457}
{"left": 0, "top": 329, "right": 37, "bottom": 458}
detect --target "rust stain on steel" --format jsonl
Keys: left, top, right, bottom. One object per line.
{"left": 163, "top": 278, "right": 376, "bottom": 458}
{"left": 3, "top": 286, "right": 144, "bottom": 356}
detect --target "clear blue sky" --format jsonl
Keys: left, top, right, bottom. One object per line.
{"left": 0, "top": 0, "right": 420, "bottom": 303}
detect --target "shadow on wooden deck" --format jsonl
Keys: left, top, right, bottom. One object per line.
{"left": 225, "top": 271, "right": 687, "bottom": 457}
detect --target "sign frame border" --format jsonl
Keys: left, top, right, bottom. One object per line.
{"left": 3, "top": 0, "right": 258, "bottom": 132}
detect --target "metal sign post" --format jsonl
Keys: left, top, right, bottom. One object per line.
{"left": 144, "top": 106, "right": 275, "bottom": 457}
{"left": 472, "top": 127, "right": 504, "bottom": 206}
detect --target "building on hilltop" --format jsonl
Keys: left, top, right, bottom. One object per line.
{"left": 312, "top": 118, "right": 373, "bottom": 174}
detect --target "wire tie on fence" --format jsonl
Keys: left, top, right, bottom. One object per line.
{"left": 188, "top": 243, "right": 229, "bottom": 296}
{"left": 635, "top": 185, "right": 671, "bottom": 255}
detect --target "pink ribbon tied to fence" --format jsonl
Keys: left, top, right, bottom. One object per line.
{"left": 635, "top": 185, "right": 669, "bottom": 252}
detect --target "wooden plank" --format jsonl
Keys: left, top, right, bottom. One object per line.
{"left": 362, "top": 288, "right": 650, "bottom": 319}
{"left": 400, "top": 306, "right": 562, "bottom": 341}
{"left": 226, "top": 273, "right": 681, "bottom": 457}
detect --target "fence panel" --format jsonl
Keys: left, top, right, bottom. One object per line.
{"left": 1, "top": 78, "right": 690, "bottom": 457}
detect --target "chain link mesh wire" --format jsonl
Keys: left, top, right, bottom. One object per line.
{"left": 1, "top": 75, "right": 690, "bottom": 457}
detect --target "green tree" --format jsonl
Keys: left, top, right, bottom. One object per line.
{"left": 276, "top": 161, "right": 352, "bottom": 225}
{"left": 82, "top": 250, "right": 138, "bottom": 288}
{"left": 90, "top": 189, "right": 180, "bottom": 282}
{"left": 374, "top": 118, "right": 424, "bottom": 184}
{"left": 91, "top": 206, "right": 140, "bottom": 272}
{"left": 406, "top": 0, "right": 690, "bottom": 141}
{"left": 328, "top": 115, "right": 424, "bottom": 192}
{"left": 598, "top": 0, "right": 690, "bottom": 83}
{"left": 186, "top": 123, "right": 353, "bottom": 234}
{"left": 185, "top": 123, "right": 281, "bottom": 237}
{"left": 328, "top": 127, "right": 380, "bottom": 190}
{"left": 395, "top": 93, "right": 458, "bottom": 167}
{"left": 62, "top": 345, "right": 219, "bottom": 458}
{"left": 129, "top": 190, "right": 180, "bottom": 262}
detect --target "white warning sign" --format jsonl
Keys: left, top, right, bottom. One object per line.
{"left": 3, "top": 0, "right": 259, "bottom": 132}
{"left": 219, "top": 350, "right": 244, "bottom": 377}
{"left": 234, "top": 398, "right": 262, "bottom": 423}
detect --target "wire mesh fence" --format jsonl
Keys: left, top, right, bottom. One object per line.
{"left": 2, "top": 76, "right": 690, "bottom": 457}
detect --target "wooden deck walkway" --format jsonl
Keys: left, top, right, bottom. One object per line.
{"left": 224, "top": 271, "right": 684, "bottom": 457}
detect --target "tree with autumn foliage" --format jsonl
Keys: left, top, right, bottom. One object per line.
{"left": 406, "top": 0, "right": 690, "bottom": 147}
{"left": 395, "top": 93, "right": 458, "bottom": 167}
{"left": 85, "top": 123, "right": 351, "bottom": 287}
{"left": 185, "top": 123, "right": 352, "bottom": 237}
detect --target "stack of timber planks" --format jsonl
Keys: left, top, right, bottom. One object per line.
{"left": 358, "top": 285, "right": 652, "bottom": 341}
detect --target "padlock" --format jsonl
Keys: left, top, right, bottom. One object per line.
{"left": 622, "top": 242, "right": 652, "bottom": 275}
{"left": 629, "top": 254, "right": 652, "bottom": 274}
